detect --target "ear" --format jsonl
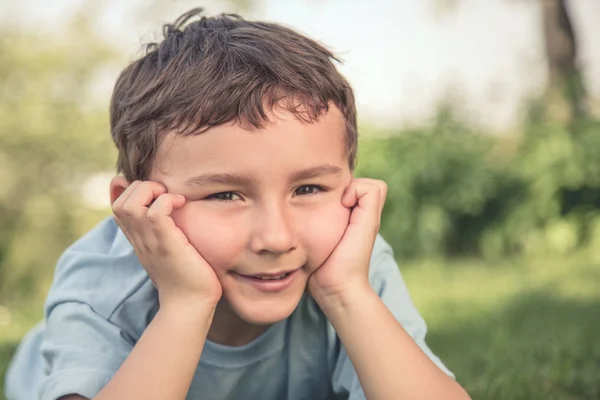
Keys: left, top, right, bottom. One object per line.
{"left": 109, "top": 176, "right": 131, "bottom": 206}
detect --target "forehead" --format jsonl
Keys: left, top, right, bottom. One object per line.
{"left": 153, "top": 106, "right": 348, "bottom": 180}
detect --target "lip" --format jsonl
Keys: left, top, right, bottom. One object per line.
{"left": 245, "top": 268, "right": 298, "bottom": 278}
{"left": 234, "top": 268, "right": 300, "bottom": 293}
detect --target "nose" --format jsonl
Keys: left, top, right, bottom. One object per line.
{"left": 250, "top": 202, "right": 297, "bottom": 255}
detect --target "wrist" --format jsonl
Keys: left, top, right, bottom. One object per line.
{"left": 312, "top": 281, "right": 376, "bottom": 318}
{"left": 158, "top": 287, "right": 221, "bottom": 311}
{"left": 158, "top": 296, "right": 218, "bottom": 327}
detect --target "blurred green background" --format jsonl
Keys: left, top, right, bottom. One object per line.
{"left": 1, "top": 1, "right": 599, "bottom": 399}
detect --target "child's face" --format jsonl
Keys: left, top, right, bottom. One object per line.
{"left": 151, "top": 105, "right": 352, "bottom": 325}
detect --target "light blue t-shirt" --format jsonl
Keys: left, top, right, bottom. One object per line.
{"left": 5, "top": 217, "right": 452, "bottom": 400}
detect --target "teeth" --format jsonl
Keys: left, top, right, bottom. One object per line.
{"left": 256, "top": 273, "right": 289, "bottom": 280}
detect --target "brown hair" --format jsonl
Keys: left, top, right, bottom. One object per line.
{"left": 110, "top": 8, "right": 357, "bottom": 181}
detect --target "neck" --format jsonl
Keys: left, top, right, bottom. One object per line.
{"left": 206, "top": 298, "right": 270, "bottom": 346}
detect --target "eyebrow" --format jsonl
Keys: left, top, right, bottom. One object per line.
{"left": 289, "top": 164, "right": 343, "bottom": 181}
{"left": 184, "top": 165, "right": 342, "bottom": 189}
{"left": 185, "top": 173, "right": 252, "bottom": 188}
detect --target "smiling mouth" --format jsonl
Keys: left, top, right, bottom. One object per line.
{"left": 248, "top": 272, "right": 292, "bottom": 280}
{"left": 238, "top": 268, "right": 299, "bottom": 281}
{"left": 234, "top": 268, "right": 301, "bottom": 292}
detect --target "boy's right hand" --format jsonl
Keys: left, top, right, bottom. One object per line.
{"left": 111, "top": 179, "right": 223, "bottom": 310}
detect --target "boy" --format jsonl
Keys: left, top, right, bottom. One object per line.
{"left": 5, "top": 8, "right": 469, "bottom": 400}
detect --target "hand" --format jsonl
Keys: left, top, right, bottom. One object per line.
{"left": 307, "top": 178, "right": 387, "bottom": 307}
{"left": 111, "top": 179, "right": 223, "bottom": 310}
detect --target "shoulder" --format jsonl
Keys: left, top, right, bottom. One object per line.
{"left": 370, "top": 233, "right": 395, "bottom": 262}
{"left": 58, "top": 216, "right": 126, "bottom": 259}
{"left": 368, "top": 233, "right": 399, "bottom": 282}
{"left": 45, "top": 216, "right": 151, "bottom": 320}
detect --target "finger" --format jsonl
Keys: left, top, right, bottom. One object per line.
{"left": 146, "top": 193, "right": 188, "bottom": 247}
{"left": 112, "top": 180, "right": 142, "bottom": 214}
{"left": 115, "top": 182, "right": 168, "bottom": 253}
{"left": 377, "top": 181, "right": 388, "bottom": 218}
{"left": 342, "top": 180, "right": 382, "bottom": 233}
{"left": 120, "top": 181, "right": 168, "bottom": 220}
{"left": 341, "top": 178, "right": 363, "bottom": 209}
{"left": 112, "top": 180, "right": 144, "bottom": 244}
{"left": 349, "top": 179, "right": 387, "bottom": 219}
{"left": 112, "top": 214, "right": 146, "bottom": 260}
{"left": 341, "top": 178, "right": 381, "bottom": 209}
{"left": 146, "top": 193, "right": 185, "bottom": 231}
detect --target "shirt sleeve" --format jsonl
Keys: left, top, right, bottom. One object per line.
{"left": 36, "top": 218, "right": 152, "bottom": 400}
{"left": 330, "top": 234, "right": 454, "bottom": 399}
{"left": 39, "top": 301, "right": 134, "bottom": 400}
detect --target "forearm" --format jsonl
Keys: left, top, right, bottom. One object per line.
{"left": 317, "top": 286, "right": 470, "bottom": 400}
{"left": 95, "top": 303, "right": 215, "bottom": 400}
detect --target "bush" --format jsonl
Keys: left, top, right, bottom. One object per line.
{"left": 356, "top": 108, "right": 600, "bottom": 260}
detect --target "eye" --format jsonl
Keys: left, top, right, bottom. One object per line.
{"left": 294, "top": 185, "right": 323, "bottom": 196}
{"left": 206, "top": 192, "right": 241, "bottom": 201}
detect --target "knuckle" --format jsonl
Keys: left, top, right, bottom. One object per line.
{"left": 120, "top": 205, "right": 137, "bottom": 219}
{"left": 156, "top": 245, "right": 169, "bottom": 258}
{"left": 155, "top": 193, "right": 169, "bottom": 202}
{"left": 134, "top": 180, "right": 150, "bottom": 192}
{"left": 146, "top": 209, "right": 161, "bottom": 225}
{"left": 146, "top": 180, "right": 166, "bottom": 192}
{"left": 142, "top": 242, "right": 153, "bottom": 254}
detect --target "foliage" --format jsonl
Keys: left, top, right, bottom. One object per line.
{"left": 0, "top": 13, "right": 118, "bottom": 303}
{"left": 356, "top": 104, "right": 600, "bottom": 260}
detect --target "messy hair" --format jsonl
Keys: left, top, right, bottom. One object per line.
{"left": 110, "top": 8, "right": 357, "bottom": 181}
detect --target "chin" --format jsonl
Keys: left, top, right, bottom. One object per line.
{"left": 227, "top": 291, "right": 305, "bottom": 326}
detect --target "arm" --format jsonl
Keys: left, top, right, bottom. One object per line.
{"left": 54, "top": 302, "right": 214, "bottom": 400}
{"left": 93, "top": 179, "right": 222, "bottom": 399}
{"left": 41, "top": 180, "right": 221, "bottom": 400}
{"left": 321, "top": 285, "right": 468, "bottom": 400}
{"left": 56, "top": 304, "right": 210, "bottom": 399}
{"left": 93, "top": 302, "right": 214, "bottom": 399}
{"left": 309, "top": 178, "right": 469, "bottom": 400}
{"left": 55, "top": 180, "right": 221, "bottom": 400}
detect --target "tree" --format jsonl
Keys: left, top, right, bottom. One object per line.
{"left": 433, "top": 0, "right": 587, "bottom": 124}
{"left": 0, "top": 6, "right": 119, "bottom": 302}
{"left": 541, "top": 0, "right": 586, "bottom": 122}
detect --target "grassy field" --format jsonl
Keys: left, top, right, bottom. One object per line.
{"left": 403, "top": 252, "right": 600, "bottom": 400}
{"left": 1, "top": 252, "right": 599, "bottom": 399}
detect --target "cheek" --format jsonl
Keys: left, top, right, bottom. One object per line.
{"left": 171, "top": 205, "right": 246, "bottom": 273}
{"left": 300, "top": 200, "right": 350, "bottom": 269}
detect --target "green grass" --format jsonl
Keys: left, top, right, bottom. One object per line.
{"left": 1, "top": 253, "right": 599, "bottom": 399}
{"left": 402, "top": 252, "right": 600, "bottom": 400}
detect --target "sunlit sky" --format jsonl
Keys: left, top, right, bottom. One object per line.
{"left": 5, "top": 0, "right": 600, "bottom": 131}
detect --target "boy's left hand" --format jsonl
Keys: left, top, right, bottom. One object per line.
{"left": 308, "top": 178, "right": 387, "bottom": 307}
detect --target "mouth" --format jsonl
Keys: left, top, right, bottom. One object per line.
{"left": 243, "top": 270, "right": 296, "bottom": 281}
{"left": 234, "top": 268, "right": 301, "bottom": 292}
